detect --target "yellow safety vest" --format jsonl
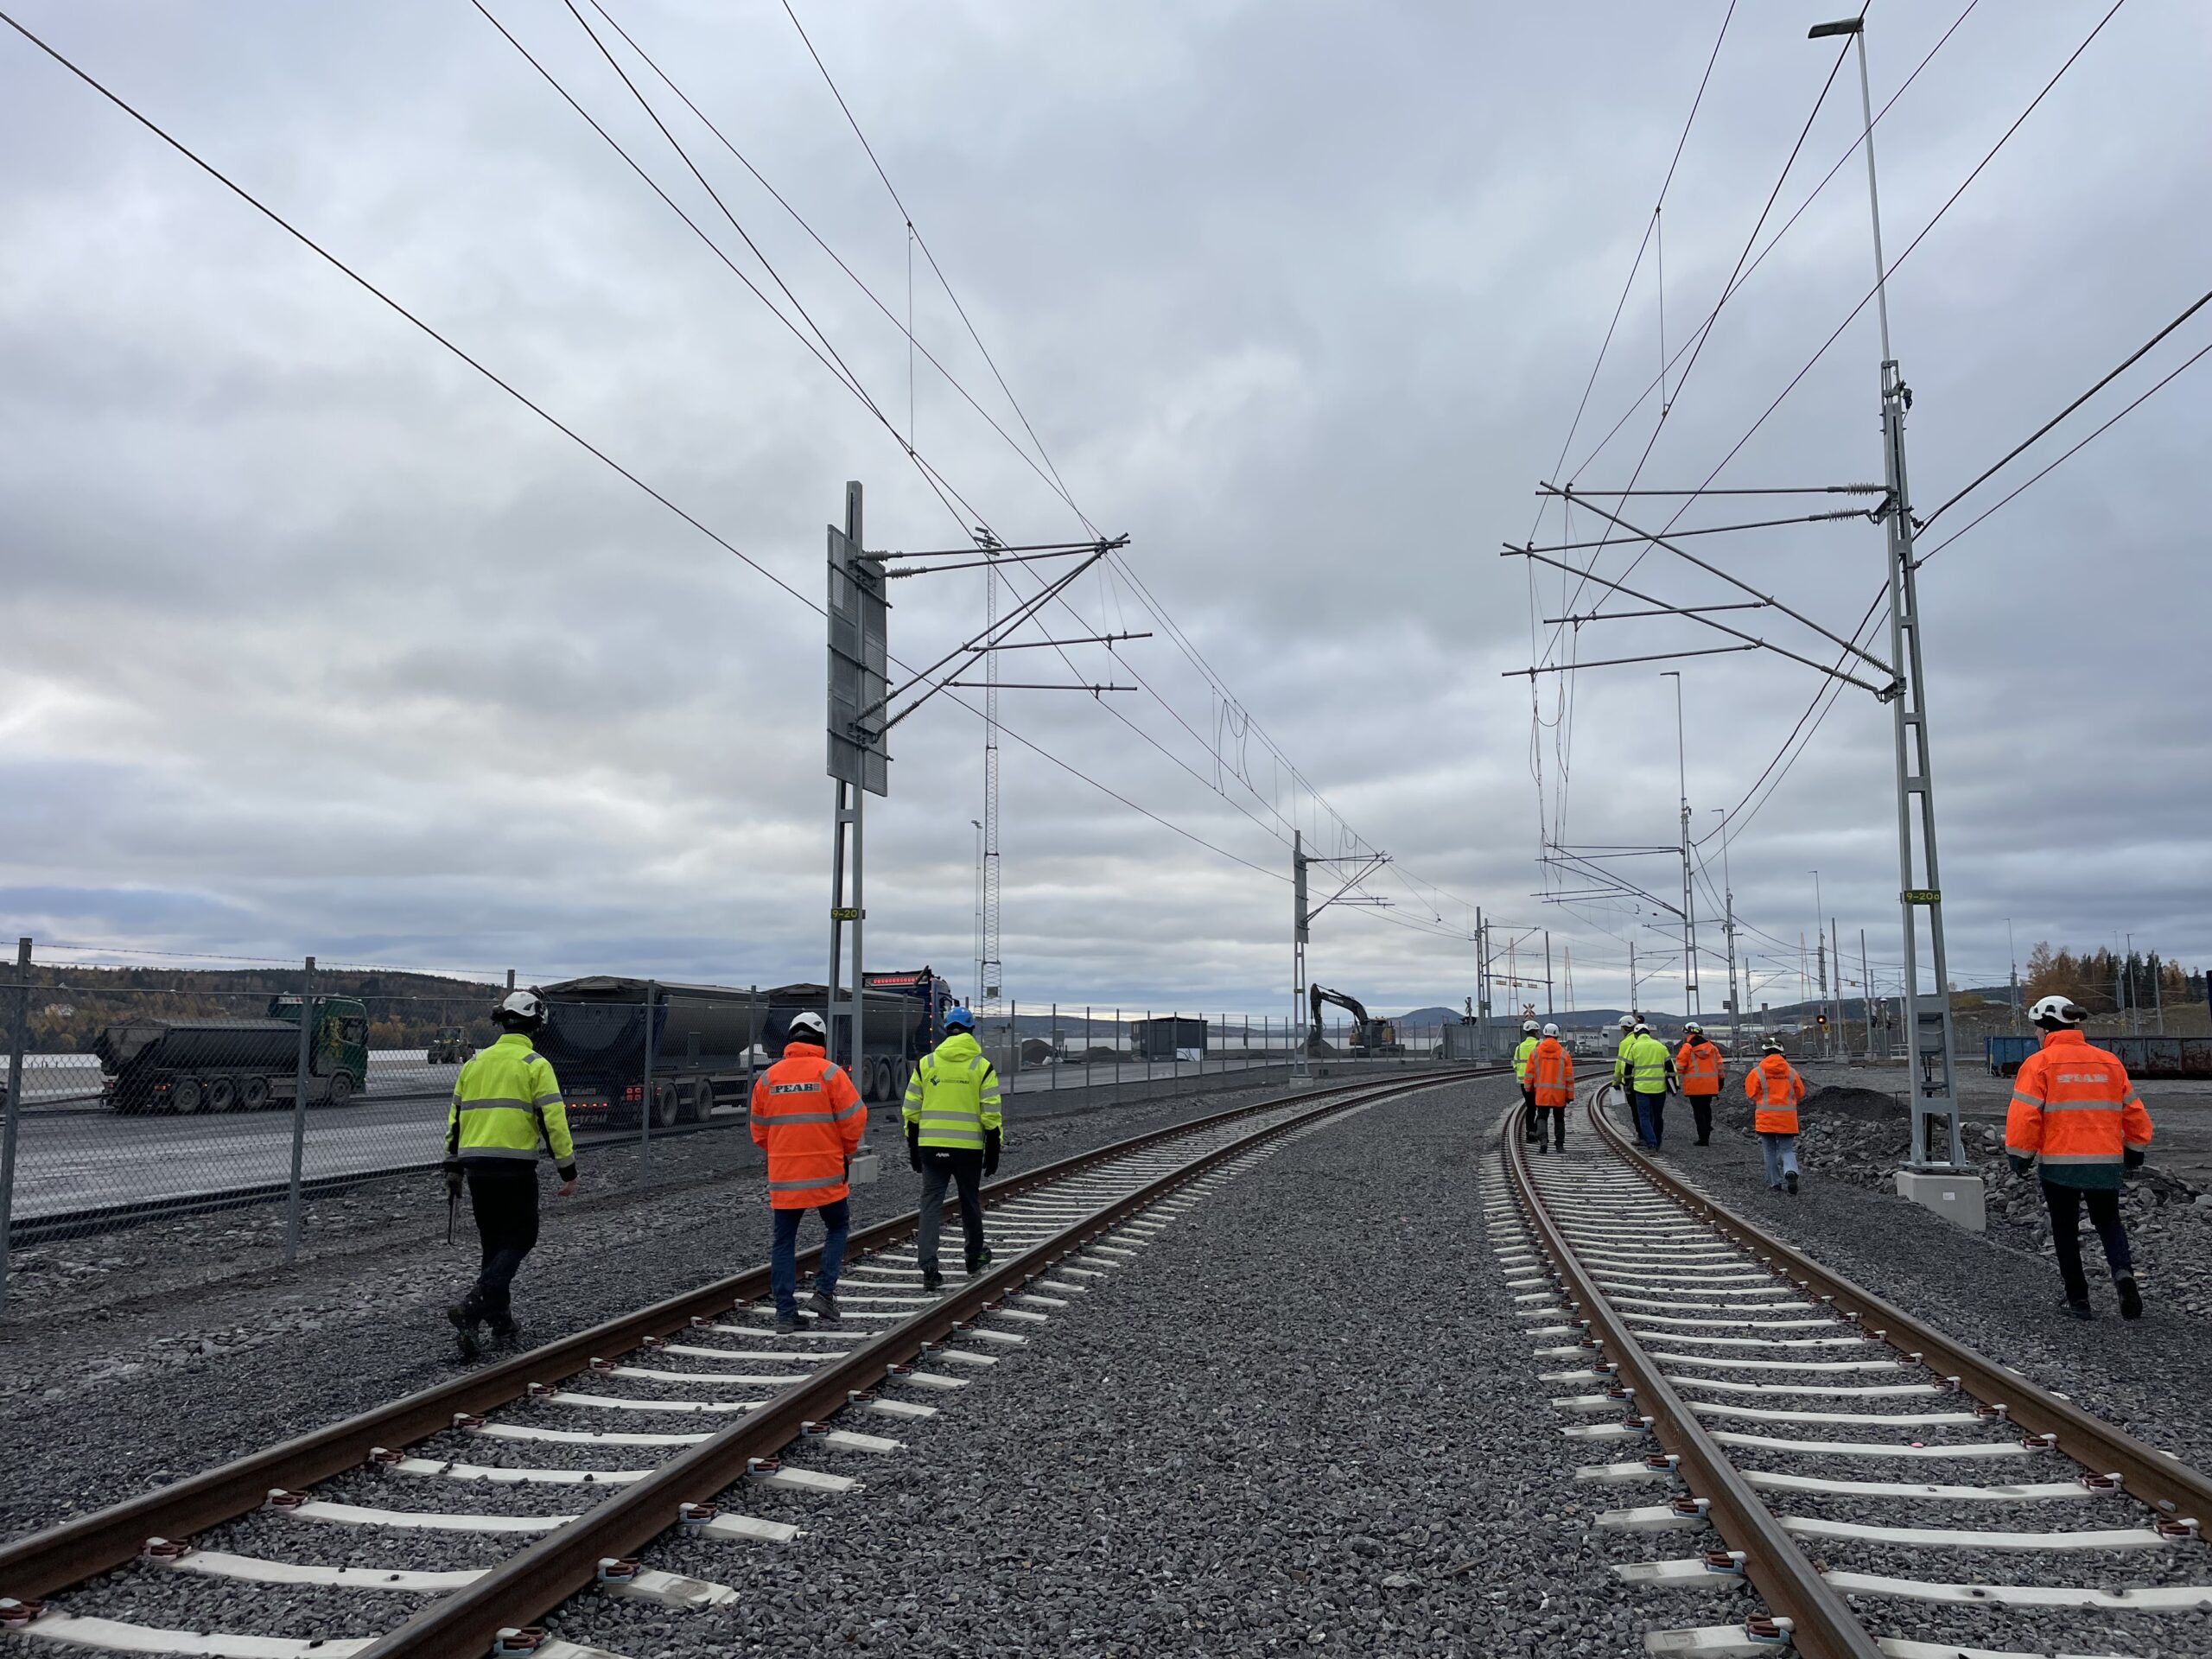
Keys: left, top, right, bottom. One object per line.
{"left": 448, "top": 1033, "right": 575, "bottom": 1171}
{"left": 902, "top": 1033, "right": 1004, "bottom": 1150}
{"left": 1514, "top": 1036, "right": 1540, "bottom": 1084}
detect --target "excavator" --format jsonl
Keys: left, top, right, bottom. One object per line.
{"left": 1308, "top": 985, "right": 1403, "bottom": 1057}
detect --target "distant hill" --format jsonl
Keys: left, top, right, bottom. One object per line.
{"left": 21, "top": 963, "right": 501, "bottom": 1052}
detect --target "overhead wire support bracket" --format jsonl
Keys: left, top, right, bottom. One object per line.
{"left": 1541, "top": 601, "right": 1767, "bottom": 626}
{"left": 1545, "top": 484, "right": 1885, "bottom": 498}
{"left": 941, "top": 681, "right": 1135, "bottom": 696}
{"left": 1508, "top": 644, "right": 1758, "bottom": 677}
{"left": 1499, "top": 544, "right": 1892, "bottom": 696}
{"left": 1520, "top": 506, "right": 1872, "bottom": 557}
{"left": 1538, "top": 484, "right": 1899, "bottom": 683}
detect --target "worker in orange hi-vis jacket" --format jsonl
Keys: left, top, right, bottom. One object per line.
{"left": 1742, "top": 1039, "right": 1807, "bottom": 1195}
{"left": 2006, "top": 995, "right": 2152, "bottom": 1322}
{"left": 1674, "top": 1021, "right": 1727, "bottom": 1146}
{"left": 750, "top": 1009, "right": 868, "bottom": 1335}
{"left": 1529, "top": 1024, "right": 1574, "bottom": 1154}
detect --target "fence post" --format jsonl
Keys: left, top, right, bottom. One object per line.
{"left": 1115, "top": 1007, "right": 1122, "bottom": 1098}
{"left": 1009, "top": 1000, "right": 1019, "bottom": 1097}
{"left": 0, "top": 937, "right": 30, "bottom": 1313}
{"left": 639, "top": 981, "right": 657, "bottom": 1166}
{"left": 284, "top": 954, "right": 316, "bottom": 1264}
{"left": 1172, "top": 1011, "right": 1181, "bottom": 1094}
{"left": 1084, "top": 1005, "right": 1092, "bottom": 1111}
{"left": 1146, "top": 1010, "right": 1154, "bottom": 1101}
{"left": 506, "top": 968, "right": 516, "bottom": 993}
{"left": 1051, "top": 1002, "right": 1058, "bottom": 1101}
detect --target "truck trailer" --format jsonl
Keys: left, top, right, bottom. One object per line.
{"left": 96, "top": 995, "right": 371, "bottom": 1114}
{"left": 535, "top": 969, "right": 953, "bottom": 1131}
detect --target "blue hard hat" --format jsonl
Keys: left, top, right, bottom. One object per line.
{"left": 944, "top": 1006, "right": 976, "bottom": 1031}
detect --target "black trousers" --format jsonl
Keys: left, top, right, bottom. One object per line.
{"left": 1539, "top": 1105, "right": 1566, "bottom": 1148}
{"left": 466, "top": 1166, "right": 540, "bottom": 1325}
{"left": 917, "top": 1148, "right": 986, "bottom": 1273}
{"left": 1521, "top": 1088, "right": 1541, "bottom": 1141}
{"left": 1688, "top": 1095, "right": 1715, "bottom": 1144}
{"left": 2042, "top": 1179, "right": 2132, "bottom": 1300}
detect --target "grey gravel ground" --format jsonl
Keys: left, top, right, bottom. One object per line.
{"left": 0, "top": 1080, "right": 1281, "bottom": 1543}
{"left": 1545, "top": 1098, "right": 2212, "bottom": 1656}
{"left": 1624, "top": 1091, "right": 2212, "bottom": 1471}
{"left": 552, "top": 1073, "right": 1664, "bottom": 1657}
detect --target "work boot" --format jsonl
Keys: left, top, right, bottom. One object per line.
{"left": 921, "top": 1269, "right": 944, "bottom": 1294}
{"left": 447, "top": 1300, "right": 482, "bottom": 1360}
{"left": 772, "top": 1311, "right": 810, "bottom": 1336}
{"left": 807, "top": 1288, "right": 843, "bottom": 1326}
{"left": 1785, "top": 1172, "right": 1799, "bottom": 1196}
{"left": 966, "top": 1246, "right": 994, "bottom": 1276}
{"left": 2117, "top": 1274, "right": 2144, "bottom": 1320}
{"left": 487, "top": 1319, "right": 520, "bottom": 1351}
{"left": 2061, "top": 1295, "right": 2094, "bottom": 1322}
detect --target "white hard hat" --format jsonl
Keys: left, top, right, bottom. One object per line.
{"left": 1684, "top": 1020, "right": 1703, "bottom": 1034}
{"left": 1523, "top": 1019, "right": 1541, "bottom": 1033}
{"left": 1634, "top": 1020, "right": 1651, "bottom": 1034}
{"left": 1542, "top": 1023, "right": 1559, "bottom": 1038}
{"left": 1618, "top": 1014, "right": 1636, "bottom": 1030}
{"left": 496, "top": 988, "right": 546, "bottom": 1023}
{"left": 786, "top": 1010, "right": 827, "bottom": 1041}
{"left": 2028, "top": 995, "right": 2085, "bottom": 1029}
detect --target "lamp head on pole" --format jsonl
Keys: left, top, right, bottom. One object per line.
{"left": 1808, "top": 16, "right": 1863, "bottom": 38}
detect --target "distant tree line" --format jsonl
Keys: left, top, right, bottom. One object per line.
{"left": 12, "top": 963, "right": 504, "bottom": 1053}
{"left": 2023, "top": 943, "right": 2202, "bottom": 1014}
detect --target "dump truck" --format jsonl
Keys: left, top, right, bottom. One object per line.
{"left": 96, "top": 995, "right": 371, "bottom": 1114}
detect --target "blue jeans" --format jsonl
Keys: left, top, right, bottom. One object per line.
{"left": 1631, "top": 1090, "right": 1666, "bottom": 1148}
{"left": 771, "top": 1198, "right": 850, "bottom": 1318}
{"left": 1760, "top": 1133, "right": 1800, "bottom": 1187}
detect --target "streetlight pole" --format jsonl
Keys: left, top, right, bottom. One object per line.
{"left": 1810, "top": 868, "right": 1827, "bottom": 1059}
{"left": 1662, "top": 671, "right": 1696, "bottom": 1021}
{"left": 1713, "top": 809, "right": 1740, "bottom": 1053}
{"left": 2006, "top": 916, "right": 2022, "bottom": 1033}
{"left": 1813, "top": 12, "right": 1965, "bottom": 1173}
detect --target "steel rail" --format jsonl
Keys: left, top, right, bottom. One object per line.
{"left": 1505, "top": 1099, "right": 1885, "bottom": 1659}
{"left": 357, "top": 1068, "right": 1485, "bottom": 1658}
{"left": 1586, "top": 1086, "right": 2212, "bottom": 1528}
{"left": 0, "top": 1067, "right": 1482, "bottom": 1601}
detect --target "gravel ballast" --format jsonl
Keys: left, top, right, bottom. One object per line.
{"left": 0, "top": 1078, "right": 1292, "bottom": 1544}
{"left": 562, "top": 1074, "right": 1666, "bottom": 1656}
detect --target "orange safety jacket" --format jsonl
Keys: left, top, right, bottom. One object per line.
{"left": 1743, "top": 1053, "right": 1805, "bottom": 1135}
{"left": 750, "top": 1040, "right": 867, "bottom": 1209}
{"left": 1530, "top": 1037, "right": 1574, "bottom": 1108}
{"left": 2005, "top": 1029, "right": 2152, "bottom": 1191}
{"left": 1675, "top": 1039, "right": 1726, "bottom": 1097}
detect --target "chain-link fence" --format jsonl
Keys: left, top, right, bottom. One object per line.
{"left": 0, "top": 941, "right": 1478, "bottom": 1309}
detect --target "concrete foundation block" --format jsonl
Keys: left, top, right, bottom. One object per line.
{"left": 1895, "top": 1167, "right": 1986, "bottom": 1232}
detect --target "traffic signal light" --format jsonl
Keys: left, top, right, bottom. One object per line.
{"left": 1816, "top": 1014, "right": 1828, "bottom": 1027}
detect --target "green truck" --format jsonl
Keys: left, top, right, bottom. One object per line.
{"left": 95, "top": 995, "right": 372, "bottom": 1114}
{"left": 427, "top": 1027, "right": 472, "bottom": 1065}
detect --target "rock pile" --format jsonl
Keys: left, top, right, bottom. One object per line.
{"left": 1757, "top": 1089, "right": 2212, "bottom": 1316}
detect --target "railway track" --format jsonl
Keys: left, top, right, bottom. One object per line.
{"left": 0, "top": 1066, "right": 1484, "bottom": 1658}
{"left": 1497, "top": 1085, "right": 2212, "bottom": 1658}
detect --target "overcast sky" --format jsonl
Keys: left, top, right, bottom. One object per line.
{"left": 3, "top": 0, "right": 2208, "bottom": 1020}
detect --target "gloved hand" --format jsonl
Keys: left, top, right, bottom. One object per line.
{"left": 556, "top": 1162, "right": 578, "bottom": 1198}
{"left": 907, "top": 1123, "right": 922, "bottom": 1173}
{"left": 2007, "top": 1154, "right": 2034, "bottom": 1178}
{"left": 2124, "top": 1147, "right": 2146, "bottom": 1171}
{"left": 443, "top": 1164, "right": 464, "bottom": 1202}
{"left": 984, "top": 1128, "right": 1001, "bottom": 1177}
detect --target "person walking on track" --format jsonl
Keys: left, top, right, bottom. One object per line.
{"left": 1744, "top": 1039, "right": 1807, "bottom": 1194}
{"left": 903, "top": 1005, "right": 1003, "bottom": 1292}
{"left": 1618, "top": 1020, "right": 1675, "bottom": 1149}
{"left": 444, "top": 988, "right": 577, "bottom": 1358}
{"left": 751, "top": 1009, "right": 868, "bottom": 1334}
{"left": 1514, "top": 1019, "right": 1542, "bottom": 1144}
{"left": 1675, "top": 1021, "right": 1727, "bottom": 1146}
{"left": 2006, "top": 995, "right": 2152, "bottom": 1321}
{"left": 1530, "top": 1022, "right": 1573, "bottom": 1153}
